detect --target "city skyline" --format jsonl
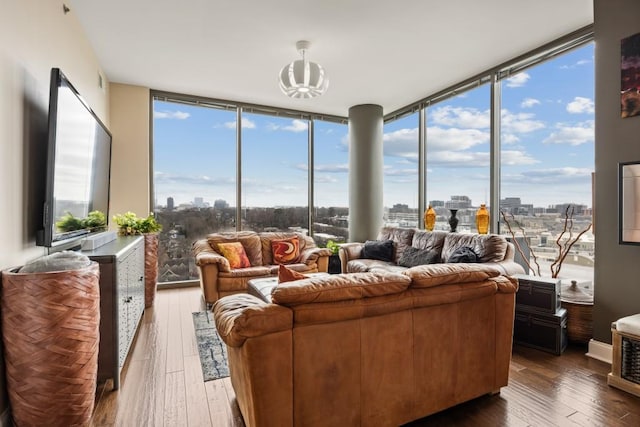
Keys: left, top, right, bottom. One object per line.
{"left": 153, "top": 44, "right": 594, "bottom": 210}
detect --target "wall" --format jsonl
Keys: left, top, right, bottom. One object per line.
{"left": 0, "top": 0, "right": 109, "bottom": 419}
{"left": 593, "top": 0, "right": 640, "bottom": 343}
{"left": 109, "top": 84, "right": 151, "bottom": 219}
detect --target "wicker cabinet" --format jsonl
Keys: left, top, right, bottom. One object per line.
{"left": 81, "top": 236, "right": 145, "bottom": 389}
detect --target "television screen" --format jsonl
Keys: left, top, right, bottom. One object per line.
{"left": 37, "top": 68, "right": 112, "bottom": 248}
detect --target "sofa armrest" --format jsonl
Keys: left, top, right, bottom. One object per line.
{"left": 213, "top": 294, "right": 293, "bottom": 347}
{"left": 491, "top": 260, "right": 526, "bottom": 276}
{"left": 338, "top": 242, "right": 364, "bottom": 273}
{"left": 299, "top": 247, "right": 332, "bottom": 267}
{"left": 193, "top": 239, "right": 231, "bottom": 272}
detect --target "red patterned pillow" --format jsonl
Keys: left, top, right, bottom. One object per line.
{"left": 271, "top": 236, "right": 300, "bottom": 264}
{"left": 217, "top": 242, "right": 251, "bottom": 269}
{"left": 277, "top": 264, "right": 308, "bottom": 284}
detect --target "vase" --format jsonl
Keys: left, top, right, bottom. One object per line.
{"left": 476, "top": 204, "right": 489, "bottom": 234}
{"left": 424, "top": 205, "right": 436, "bottom": 231}
{"left": 328, "top": 254, "right": 341, "bottom": 274}
{"left": 1, "top": 263, "right": 100, "bottom": 425}
{"left": 448, "top": 209, "right": 459, "bottom": 232}
{"left": 144, "top": 233, "right": 159, "bottom": 308}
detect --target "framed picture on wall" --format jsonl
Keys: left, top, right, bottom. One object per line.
{"left": 619, "top": 161, "right": 640, "bottom": 244}
{"left": 621, "top": 32, "right": 640, "bottom": 118}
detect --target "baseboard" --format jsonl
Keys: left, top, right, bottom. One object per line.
{"left": 586, "top": 339, "right": 612, "bottom": 364}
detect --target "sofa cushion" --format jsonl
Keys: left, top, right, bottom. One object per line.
{"left": 271, "top": 236, "right": 300, "bottom": 264}
{"left": 346, "top": 259, "right": 397, "bottom": 273}
{"left": 441, "top": 233, "right": 507, "bottom": 263}
{"left": 411, "top": 230, "right": 447, "bottom": 258}
{"left": 217, "top": 242, "right": 251, "bottom": 269}
{"left": 398, "top": 246, "right": 440, "bottom": 267}
{"left": 207, "top": 231, "right": 263, "bottom": 266}
{"left": 361, "top": 240, "right": 394, "bottom": 262}
{"left": 403, "top": 263, "right": 501, "bottom": 288}
{"left": 377, "top": 227, "right": 415, "bottom": 263}
{"left": 278, "top": 264, "right": 308, "bottom": 283}
{"left": 271, "top": 271, "right": 411, "bottom": 306}
{"left": 447, "top": 246, "right": 479, "bottom": 263}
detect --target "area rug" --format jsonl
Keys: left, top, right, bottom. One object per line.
{"left": 192, "top": 311, "right": 229, "bottom": 381}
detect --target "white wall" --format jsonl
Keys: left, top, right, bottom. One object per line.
{"left": 0, "top": 0, "right": 109, "bottom": 269}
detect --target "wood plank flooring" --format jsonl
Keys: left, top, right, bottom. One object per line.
{"left": 91, "top": 286, "right": 640, "bottom": 427}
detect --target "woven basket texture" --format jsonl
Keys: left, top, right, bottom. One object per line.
{"left": 561, "top": 300, "right": 593, "bottom": 344}
{"left": 144, "top": 234, "right": 159, "bottom": 308}
{"left": 1, "top": 262, "right": 100, "bottom": 427}
{"left": 622, "top": 337, "right": 640, "bottom": 385}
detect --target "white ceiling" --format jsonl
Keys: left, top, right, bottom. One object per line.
{"left": 69, "top": 0, "right": 593, "bottom": 118}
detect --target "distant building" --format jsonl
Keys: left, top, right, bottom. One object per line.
{"left": 194, "top": 197, "right": 204, "bottom": 208}
{"left": 167, "top": 197, "right": 174, "bottom": 211}
{"left": 214, "top": 199, "right": 229, "bottom": 209}
{"left": 445, "top": 195, "right": 471, "bottom": 209}
{"left": 429, "top": 200, "right": 445, "bottom": 208}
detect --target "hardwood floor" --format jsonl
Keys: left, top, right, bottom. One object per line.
{"left": 91, "top": 286, "right": 640, "bottom": 427}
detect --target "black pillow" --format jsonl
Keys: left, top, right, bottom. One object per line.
{"left": 398, "top": 246, "right": 440, "bottom": 267}
{"left": 361, "top": 240, "right": 394, "bottom": 262}
{"left": 448, "top": 246, "right": 479, "bottom": 263}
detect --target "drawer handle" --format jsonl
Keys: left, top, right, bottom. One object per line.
{"left": 124, "top": 296, "right": 132, "bottom": 303}
{"left": 139, "top": 276, "right": 144, "bottom": 282}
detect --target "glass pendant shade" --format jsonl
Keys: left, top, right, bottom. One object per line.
{"left": 279, "top": 41, "right": 328, "bottom": 99}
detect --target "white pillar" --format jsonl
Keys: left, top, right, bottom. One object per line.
{"left": 348, "top": 104, "right": 384, "bottom": 242}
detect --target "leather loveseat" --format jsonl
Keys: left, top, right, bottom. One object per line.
{"left": 339, "top": 226, "right": 524, "bottom": 276}
{"left": 193, "top": 231, "right": 331, "bottom": 305}
{"left": 213, "top": 265, "right": 519, "bottom": 427}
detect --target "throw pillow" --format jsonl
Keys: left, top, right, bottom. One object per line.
{"left": 361, "top": 239, "right": 394, "bottom": 262}
{"left": 398, "top": 246, "right": 440, "bottom": 267}
{"left": 271, "top": 236, "right": 300, "bottom": 264}
{"left": 448, "top": 246, "right": 479, "bottom": 263}
{"left": 277, "top": 264, "right": 308, "bottom": 284}
{"left": 217, "top": 242, "right": 251, "bottom": 269}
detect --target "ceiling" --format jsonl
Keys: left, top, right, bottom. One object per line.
{"left": 69, "top": 0, "right": 593, "bottom": 118}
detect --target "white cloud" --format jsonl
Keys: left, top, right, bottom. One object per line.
{"left": 154, "top": 110, "right": 190, "bottom": 120}
{"left": 268, "top": 119, "right": 309, "bottom": 132}
{"left": 501, "top": 150, "right": 539, "bottom": 166}
{"left": 505, "top": 167, "right": 593, "bottom": 185}
{"left": 543, "top": 121, "right": 594, "bottom": 146}
{"left": 520, "top": 98, "right": 540, "bottom": 108}
{"left": 284, "top": 119, "right": 309, "bottom": 132}
{"left": 560, "top": 59, "right": 592, "bottom": 69}
{"left": 566, "top": 97, "right": 594, "bottom": 114}
{"left": 502, "top": 133, "right": 520, "bottom": 145}
{"left": 223, "top": 118, "right": 256, "bottom": 129}
{"left": 501, "top": 109, "right": 545, "bottom": 133}
{"left": 505, "top": 72, "right": 530, "bottom": 88}
{"left": 296, "top": 163, "right": 349, "bottom": 173}
{"left": 430, "top": 106, "right": 490, "bottom": 129}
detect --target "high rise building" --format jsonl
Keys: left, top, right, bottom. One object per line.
{"left": 167, "top": 197, "right": 174, "bottom": 211}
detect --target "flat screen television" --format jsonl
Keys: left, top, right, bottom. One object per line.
{"left": 37, "top": 68, "right": 112, "bottom": 248}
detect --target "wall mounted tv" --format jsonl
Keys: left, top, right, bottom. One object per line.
{"left": 37, "top": 68, "right": 112, "bottom": 248}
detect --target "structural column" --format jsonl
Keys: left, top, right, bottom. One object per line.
{"left": 348, "top": 104, "right": 384, "bottom": 242}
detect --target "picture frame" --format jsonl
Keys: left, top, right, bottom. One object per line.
{"left": 619, "top": 161, "right": 640, "bottom": 244}
{"left": 621, "top": 32, "right": 640, "bottom": 118}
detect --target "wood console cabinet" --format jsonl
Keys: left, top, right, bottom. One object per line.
{"left": 81, "top": 236, "right": 145, "bottom": 389}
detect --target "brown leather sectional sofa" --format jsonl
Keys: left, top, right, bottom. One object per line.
{"left": 213, "top": 264, "right": 520, "bottom": 427}
{"left": 340, "top": 226, "right": 524, "bottom": 276}
{"left": 193, "top": 231, "right": 331, "bottom": 305}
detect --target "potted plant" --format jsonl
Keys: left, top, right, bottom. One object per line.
{"left": 113, "top": 212, "right": 162, "bottom": 308}
{"left": 326, "top": 240, "right": 342, "bottom": 274}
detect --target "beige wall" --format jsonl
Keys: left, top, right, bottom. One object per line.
{"left": 109, "top": 84, "right": 151, "bottom": 220}
{"left": 593, "top": 0, "right": 640, "bottom": 343}
{"left": 0, "top": 0, "right": 109, "bottom": 418}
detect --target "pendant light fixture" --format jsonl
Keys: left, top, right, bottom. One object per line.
{"left": 279, "top": 40, "right": 329, "bottom": 99}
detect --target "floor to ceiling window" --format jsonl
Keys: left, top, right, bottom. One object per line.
{"left": 313, "top": 120, "right": 349, "bottom": 246}
{"left": 383, "top": 112, "right": 419, "bottom": 228}
{"left": 152, "top": 99, "right": 237, "bottom": 284}
{"left": 425, "top": 84, "right": 491, "bottom": 232}
{"left": 499, "top": 42, "right": 594, "bottom": 281}
{"left": 240, "top": 113, "right": 309, "bottom": 232}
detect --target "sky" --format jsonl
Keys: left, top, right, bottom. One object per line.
{"left": 153, "top": 43, "right": 594, "bottom": 210}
